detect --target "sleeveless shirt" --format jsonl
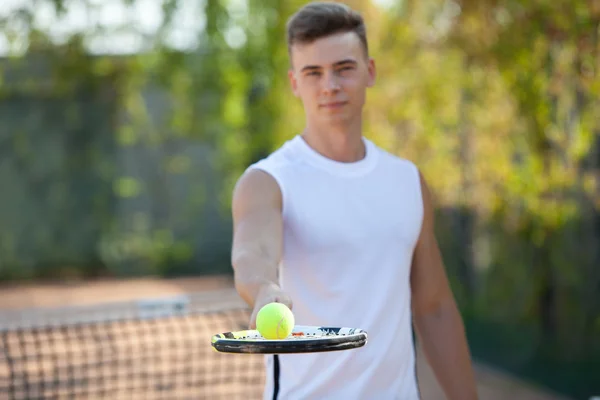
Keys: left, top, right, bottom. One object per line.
{"left": 247, "top": 135, "right": 424, "bottom": 400}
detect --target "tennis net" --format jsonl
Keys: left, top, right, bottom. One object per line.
{"left": 0, "top": 289, "right": 266, "bottom": 399}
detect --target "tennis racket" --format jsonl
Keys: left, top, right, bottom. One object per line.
{"left": 211, "top": 325, "right": 368, "bottom": 354}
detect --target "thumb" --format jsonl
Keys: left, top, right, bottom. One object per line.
{"left": 275, "top": 295, "right": 293, "bottom": 311}
{"left": 249, "top": 309, "right": 258, "bottom": 330}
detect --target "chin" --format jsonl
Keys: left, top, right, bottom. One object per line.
{"left": 320, "top": 116, "right": 353, "bottom": 127}
{"left": 324, "top": 109, "right": 351, "bottom": 119}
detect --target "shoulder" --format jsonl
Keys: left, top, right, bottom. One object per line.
{"left": 250, "top": 138, "right": 300, "bottom": 170}
{"left": 232, "top": 138, "right": 300, "bottom": 215}
{"left": 368, "top": 139, "right": 419, "bottom": 172}
{"left": 244, "top": 137, "right": 306, "bottom": 200}
{"left": 367, "top": 138, "right": 431, "bottom": 210}
{"left": 368, "top": 139, "right": 422, "bottom": 186}
{"left": 232, "top": 168, "right": 283, "bottom": 219}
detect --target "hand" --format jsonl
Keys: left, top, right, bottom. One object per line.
{"left": 249, "top": 282, "right": 293, "bottom": 329}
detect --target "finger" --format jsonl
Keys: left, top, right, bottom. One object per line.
{"left": 249, "top": 309, "right": 258, "bottom": 329}
{"left": 275, "top": 295, "right": 293, "bottom": 310}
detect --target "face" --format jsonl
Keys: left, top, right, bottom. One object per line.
{"left": 288, "top": 31, "right": 376, "bottom": 127}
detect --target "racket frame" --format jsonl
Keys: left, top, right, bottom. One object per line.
{"left": 211, "top": 325, "right": 368, "bottom": 354}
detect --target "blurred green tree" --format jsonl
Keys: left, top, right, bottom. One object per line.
{"left": 0, "top": 0, "right": 597, "bottom": 396}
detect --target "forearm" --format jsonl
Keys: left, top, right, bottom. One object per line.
{"left": 230, "top": 169, "right": 285, "bottom": 317}
{"left": 232, "top": 248, "right": 280, "bottom": 308}
{"left": 413, "top": 299, "right": 478, "bottom": 400}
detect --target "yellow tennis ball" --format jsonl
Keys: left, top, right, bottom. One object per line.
{"left": 256, "top": 302, "right": 295, "bottom": 340}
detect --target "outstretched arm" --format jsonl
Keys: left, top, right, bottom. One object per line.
{"left": 410, "top": 171, "right": 478, "bottom": 400}
{"left": 231, "top": 169, "right": 292, "bottom": 328}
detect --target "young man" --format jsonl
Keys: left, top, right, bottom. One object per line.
{"left": 231, "top": 2, "right": 478, "bottom": 399}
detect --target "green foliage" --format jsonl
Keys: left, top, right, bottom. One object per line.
{"left": 0, "top": 0, "right": 598, "bottom": 396}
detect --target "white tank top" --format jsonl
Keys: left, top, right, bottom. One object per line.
{"left": 247, "top": 135, "right": 424, "bottom": 400}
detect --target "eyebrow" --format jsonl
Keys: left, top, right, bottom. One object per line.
{"left": 300, "top": 59, "right": 358, "bottom": 72}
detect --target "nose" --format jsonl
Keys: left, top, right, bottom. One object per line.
{"left": 322, "top": 71, "right": 341, "bottom": 95}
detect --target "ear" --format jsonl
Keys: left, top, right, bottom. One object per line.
{"left": 366, "top": 58, "right": 376, "bottom": 88}
{"left": 288, "top": 69, "right": 300, "bottom": 97}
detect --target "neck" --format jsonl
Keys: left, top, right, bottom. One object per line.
{"left": 301, "top": 120, "right": 365, "bottom": 163}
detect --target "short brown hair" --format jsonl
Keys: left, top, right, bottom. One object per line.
{"left": 286, "top": 2, "right": 368, "bottom": 59}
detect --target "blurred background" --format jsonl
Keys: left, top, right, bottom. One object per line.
{"left": 0, "top": 0, "right": 598, "bottom": 399}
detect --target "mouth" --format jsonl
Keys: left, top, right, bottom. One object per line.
{"left": 320, "top": 101, "right": 347, "bottom": 109}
